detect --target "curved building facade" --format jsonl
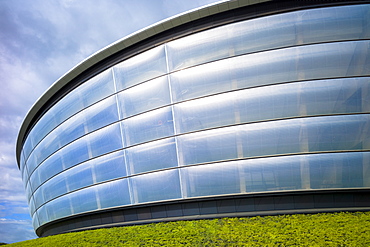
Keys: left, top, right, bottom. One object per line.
{"left": 17, "top": 0, "right": 370, "bottom": 237}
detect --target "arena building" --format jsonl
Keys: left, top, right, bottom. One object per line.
{"left": 16, "top": 0, "right": 370, "bottom": 237}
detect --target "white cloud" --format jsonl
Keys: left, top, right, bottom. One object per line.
{"left": 0, "top": 0, "right": 220, "bottom": 244}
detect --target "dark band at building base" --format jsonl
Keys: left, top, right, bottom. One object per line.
{"left": 16, "top": 0, "right": 370, "bottom": 237}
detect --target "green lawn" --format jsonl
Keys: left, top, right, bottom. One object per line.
{"left": 8, "top": 212, "right": 370, "bottom": 246}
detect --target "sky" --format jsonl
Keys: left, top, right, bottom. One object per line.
{"left": 0, "top": 0, "right": 220, "bottom": 243}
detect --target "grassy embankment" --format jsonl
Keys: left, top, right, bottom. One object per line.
{"left": 8, "top": 212, "right": 370, "bottom": 246}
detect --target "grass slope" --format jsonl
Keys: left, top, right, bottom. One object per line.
{"left": 8, "top": 212, "right": 370, "bottom": 246}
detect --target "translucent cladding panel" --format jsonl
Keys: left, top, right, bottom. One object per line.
{"left": 241, "top": 115, "right": 370, "bottom": 158}
{"left": 58, "top": 123, "right": 122, "bottom": 171}
{"left": 86, "top": 123, "right": 123, "bottom": 158}
{"left": 167, "top": 4, "right": 370, "bottom": 71}
{"left": 70, "top": 186, "right": 98, "bottom": 215}
{"left": 174, "top": 93, "right": 238, "bottom": 134}
{"left": 177, "top": 126, "right": 239, "bottom": 166}
{"left": 92, "top": 151, "right": 127, "bottom": 183}
{"left": 178, "top": 115, "right": 370, "bottom": 166}
{"left": 32, "top": 152, "right": 128, "bottom": 207}
{"left": 25, "top": 181, "right": 32, "bottom": 201}
{"left": 64, "top": 161, "right": 93, "bottom": 193}
{"left": 37, "top": 205, "right": 48, "bottom": 226}
{"left": 84, "top": 95, "right": 119, "bottom": 132}
{"left": 240, "top": 120, "right": 301, "bottom": 158}
{"left": 45, "top": 195, "right": 72, "bottom": 223}
{"left": 306, "top": 115, "right": 370, "bottom": 151}
{"left": 58, "top": 136, "right": 89, "bottom": 170}
{"left": 29, "top": 151, "right": 64, "bottom": 192}
{"left": 123, "top": 106, "right": 174, "bottom": 146}
{"left": 42, "top": 95, "right": 119, "bottom": 158}
{"left": 24, "top": 69, "right": 115, "bottom": 157}
{"left": 170, "top": 40, "right": 370, "bottom": 102}
{"left": 96, "top": 179, "right": 131, "bottom": 209}
{"left": 309, "top": 152, "right": 368, "bottom": 189}
{"left": 33, "top": 186, "right": 44, "bottom": 209}
{"left": 298, "top": 4, "right": 370, "bottom": 43}
{"left": 52, "top": 68, "right": 115, "bottom": 125}
{"left": 25, "top": 151, "right": 39, "bottom": 175}
{"left": 299, "top": 78, "right": 370, "bottom": 115}
{"left": 181, "top": 162, "right": 240, "bottom": 198}
{"left": 19, "top": 151, "right": 26, "bottom": 174}
{"left": 117, "top": 76, "right": 171, "bottom": 118}
{"left": 36, "top": 173, "right": 68, "bottom": 206}
{"left": 29, "top": 196, "right": 36, "bottom": 216}
{"left": 131, "top": 169, "right": 181, "bottom": 203}
{"left": 23, "top": 137, "right": 34, "bottom": 163}
{"left": 32, "top": 212, "right": 40, "bottom": 230}
{"left": 21, "top": 165, "right": 29, "bottom": 188}
{"left": 126, "top": 137, "right": 178, "bottom": 175}
{"left": 23, "top": 111, "right": 59, "bottom": 160}
{"left": 77, "top": 69, "right": 116, "bottom": 107}
{"left": 242, "top": 156, "right": 302, "bottom": 193}
{"left": 114, "top": 45, "right": 167, "bottom": 91}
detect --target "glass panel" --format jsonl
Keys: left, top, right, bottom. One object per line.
{"left": 96, "top": 179, "right": 131, "bottom": 209}
{"left": 117, "top": 75, "right": 171, "bottom": 118}
{"left": 114, "top": 45, "right": 167, "bottom": 91}
{"left": 126, "top": 137, "right": 178, "bottom": 175}
{"left": 123, "top": 106, "right": 174, "bottom": 146}
{"left": 70, "top": 186, "right": 98, "bottom": 215}
{"left": 170, "top": 40, "right": 370, "bottom": 102}
{"left": 181, "top": 162, "right": 240, "bottom": 198}
{"left": 130, "top": 169, "right": 181, "bottom": 203}
{"left": 167, "top": 4, "right": 370, "bottom": 71}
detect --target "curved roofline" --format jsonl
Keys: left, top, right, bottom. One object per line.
{"left": 17, "top": 0, "right": 367, "bottom": 167}
{"left": 16, "top": 0, "right": 273, "bottom": 166}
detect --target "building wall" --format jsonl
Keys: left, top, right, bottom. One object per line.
{"left": 18, "top": 2, "right": 370, "bottom": 236}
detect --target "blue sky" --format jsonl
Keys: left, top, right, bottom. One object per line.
{"left": 0, "top": 0, "right": 220, "bottom": 243}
